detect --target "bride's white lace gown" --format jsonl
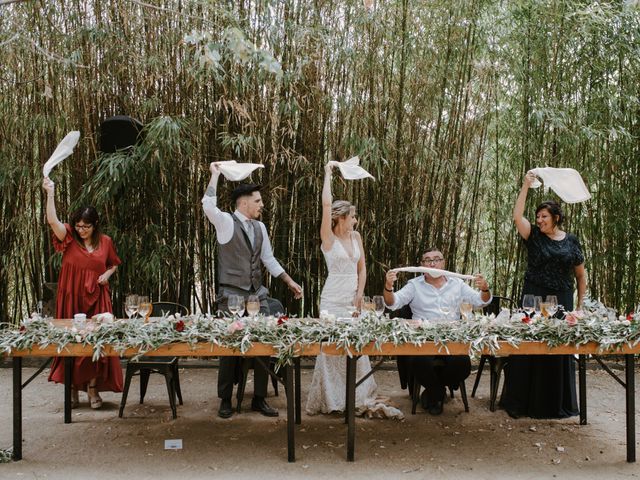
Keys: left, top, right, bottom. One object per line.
{"left": 305, "top": 234, "right": 403, "bottom": 419}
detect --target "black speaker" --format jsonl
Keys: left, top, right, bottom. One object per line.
{"left": 99, "top": 115, "right": 144, "bottom": 153}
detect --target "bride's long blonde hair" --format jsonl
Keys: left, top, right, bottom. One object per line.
{"left": 331, "top": 200, "right": 356, "bottom": 229}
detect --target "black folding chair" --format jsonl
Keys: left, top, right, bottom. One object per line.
{"left": 119, "top": 301, "right": 188, "bottom": 419}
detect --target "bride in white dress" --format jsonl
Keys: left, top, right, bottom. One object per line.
{"left": 305, "top": 163, "right": 403, "bottom": 419}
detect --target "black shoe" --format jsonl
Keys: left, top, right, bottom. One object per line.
{"left": 251, "top": 397, "right": 279, "bottom": 417}
{"left": 428, "top": 401, "right": 444, "bottom": 416}
{"left": 218, "top": 398, "right": 233, "bottom": 418}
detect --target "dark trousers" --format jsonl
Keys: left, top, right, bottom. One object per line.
{"left": 410, "top": 355, "right": 471, "bottom": 405}
{"left": 216, "top": 289, "right": 270, "bottom": 400}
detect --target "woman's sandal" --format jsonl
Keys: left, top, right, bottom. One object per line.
{"left": 71, "top": 388, "right": 80, "bottom": 409}
{"left": 87, "top": 385, "right": 103, "bottom": 409}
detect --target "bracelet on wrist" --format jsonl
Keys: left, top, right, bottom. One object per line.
{"left": 384, "top": 287, "right": 394, "bottom": 293}
{"left": 481, "top": 289, "right": 490, "bottom": 293}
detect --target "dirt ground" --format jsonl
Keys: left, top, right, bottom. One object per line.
{"left": 1, "top": 360, "right": 639, "bottom": 480}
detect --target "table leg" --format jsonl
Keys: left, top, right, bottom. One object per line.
{"left": 294, "top": 357, "right": 301, "bottom": 425}
{"left": 285, "top": 362, "right": 295, "bottom": 462}
{"left": 64, "top": 357, "right": 73, "bottom": 424}
{"left": 626, "top": 354, "right": 636, "bottom": 463}
{"left": 12, "top": 357, "right": 22, "bottom": 461}
{"left": 579, "top": 354, "right": 587, "bottom": 425}
{"left": 346, "top": 355, "right": 357, "bottom": 462}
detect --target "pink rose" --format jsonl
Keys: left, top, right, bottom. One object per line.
{"left": 227, "top": 320, "right": 245, "bottom": 333}
{"left": 565, "top": 313, "right": 578, "bottom": 326}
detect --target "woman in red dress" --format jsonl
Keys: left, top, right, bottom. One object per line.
{"left": 43, "top": 177, "right": 123, "bottom": 409}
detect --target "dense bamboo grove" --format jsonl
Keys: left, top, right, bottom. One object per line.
{"left": 1, "top": 0, "right": 638, "bottom": 324}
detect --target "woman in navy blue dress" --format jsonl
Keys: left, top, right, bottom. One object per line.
{"left": 500, "top": 171, "right": 587, "bottom": 418}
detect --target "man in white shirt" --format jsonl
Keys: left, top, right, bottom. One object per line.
{"left": 383, "top": 248, "right": 491, "bottom": 415}
{"left": 202, "top": 163, "right": 302, "bottom": 418}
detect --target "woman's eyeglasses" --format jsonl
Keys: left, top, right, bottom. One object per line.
{"left": 75, "top": 224, "right": 93, "bottom": 230}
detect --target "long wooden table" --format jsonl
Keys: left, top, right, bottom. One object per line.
{"left": 8, "top": 341, "right": 638, "bottom": 463}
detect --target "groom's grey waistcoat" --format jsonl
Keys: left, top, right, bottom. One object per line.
{"left": 217, "top": 214, "right": 264, "bottom": 291}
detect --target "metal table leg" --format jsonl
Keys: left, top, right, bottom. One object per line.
{"left": 579, "top": 354, "right": 587, "bottom": 425}
{"left": 346, "top": 355, "right": 357, "bottom": 462}
{"left": 626, "top": 354, "right": 636, "bottom": 463}
{"left": 285, "top": 362, "right": 295, "bottom": 462}
{"left": 294, "top": 357, "right": 301, "bottom": 425}
{"left": 12, "top": 357, "right": 22, "bottom": 461}
{"left": 64, "top": 357, "right": 73, "bottom": 424}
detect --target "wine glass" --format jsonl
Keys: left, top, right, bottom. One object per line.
{"left": 439, "top": 299, "right": 452, "bottom": 321}
{"left": 459, "top": 301, "right": 473, "bottom": 321}
{"left": 138, "top": 296, "right": 152, "bottom": 321}
{"left": 125, "top": 294, "right": 139, "bottom": 320}
{"left": 361, "top": 296, "right": 374, "bottom": 314}
{"left": 534, "top": 296, "right": 543, "bottom": 318}
{"left": 546, "top": 295, "right": 558, "bottom": 318}
{"left": 522, "top": 294, "right": 535, "bottom": 317}
{"left": 228, "top": 295, "right": 242, "bottom": 318}
{"left": 246, "top": 295, "right": 261, "bottom": 319}
{"left": 373, "top": 295, "right": 385, "bottom": 319}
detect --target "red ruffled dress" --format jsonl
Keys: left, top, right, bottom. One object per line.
{"left": 48, "top": 224, "right": 124, "bottom": 392}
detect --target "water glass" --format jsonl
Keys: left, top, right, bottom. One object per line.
{"left": 522, "top": 294, "right": 535, "bottom": 317}
{"left": 125, "top": 294, "right": 139, "bottom": 320}
{"left": 546, "top": 295, "right": 558, "bottom": 317}
{"left": 373, "top": 295, "right": 385, "bottom": 319}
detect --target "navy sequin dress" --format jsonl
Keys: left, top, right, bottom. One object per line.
{"left": 500, "top": 225, "right": 585, "bottom": 418}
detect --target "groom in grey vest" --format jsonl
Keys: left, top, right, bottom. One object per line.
{"left": 202, "top": 162, "right": 303, "bottom": 418}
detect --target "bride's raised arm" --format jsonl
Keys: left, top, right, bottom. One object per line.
{"left": 320, "top": 163, "right": 334, "bottom": 251}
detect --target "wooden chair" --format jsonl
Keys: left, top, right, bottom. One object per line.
{"left": 119, "top": 301, "right": 188, "bottom": 419}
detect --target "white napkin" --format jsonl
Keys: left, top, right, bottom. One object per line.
{"left": 42, "top": 131, "right": 81, "bottom": 177}
{"left": 390, "top": 266, "right": 475, "bottom": 281}
{"left": 215, "top": 160, "right": 264, "bottom": 181}
{"left": 530, "top": 167, "right": 591, "bottom": 203}
{"left": 328, "top": 156, "right": 374, "bottom": 180}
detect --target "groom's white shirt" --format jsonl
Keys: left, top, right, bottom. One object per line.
{"left": 386, "top": 276, "right": 491, "bottom": 321}
{"left": 201, "top": 194, "right": 285, "bottom": 278}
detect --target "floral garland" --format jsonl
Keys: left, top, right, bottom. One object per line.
{"left": 1, "top": 299, "right": 639, "bottom": 370}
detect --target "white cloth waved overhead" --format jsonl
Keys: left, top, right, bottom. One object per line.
{"left": 42, "top": 131, "right": 81, "bottom": 177}
{"left": 530, "top": 167, "right": 591, "bottom": 203}
{"left": 215, "top": 160, "right": 264, "bottom": 181}
{"left": 328, "top": 156, "right": 374, "bottom": 180}
{"left": 390, "top": 266, "right": 475, "bottom": 281}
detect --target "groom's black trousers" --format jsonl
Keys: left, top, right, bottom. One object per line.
{"left": 409, "top": 355, "right": 471, "bottom": 405}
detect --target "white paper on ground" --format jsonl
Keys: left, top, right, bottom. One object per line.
{"left": 164, "top": 439, "right": 183, "bottom": 450}
{"left": 390, "top": 266, "right": 475, "bottom": 281}
{"left": 530, "top": 167, "right": 591, "bottom": 203}
{"left": 328, "top": 156, "right": 374, "bottom": 180}
{"left": 42, "top": 131, "right": 81, "bottom": 177}
{"left": 215, "top": 160, "right": 264, "bottom": 181}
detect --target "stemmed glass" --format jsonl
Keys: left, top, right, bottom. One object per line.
{"left": 459, "top": 301, "right": 473, "bottom": 321}
{"left": 138, "top": 296, "right": 152, "bottom": 321}
{"left": 373, "top": 295, "right": 385, "bottom": 319}
{"left": 125, "top": 294, "right": 139, "bottom": 320}
{"left": 534, "top": 296, "right": 543, "bottom": 318}
{"left": 439, "top": 299, "right": 452, "bottom": 321}
{"left": 546, "top": 295, "right": 558, "bottom": 318}
{"left": 228, "top": 295, "right": 243, "bottom": 318}
{"left": 522, "top": 294, "right": 535, "bottom": 318}
{"left": 362, "top": 296, "right": 374, "bottom": 315}
{"left": 246, "top": 295, "right": 261, "bottom": 319}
